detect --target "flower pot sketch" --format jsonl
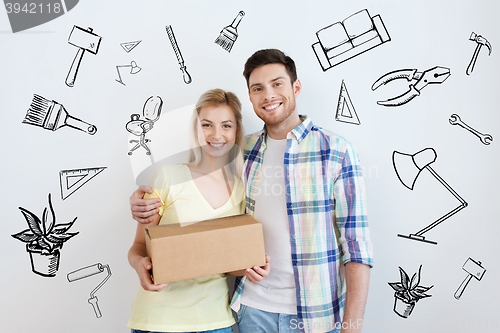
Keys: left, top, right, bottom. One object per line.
{"left": 28, "top": 247, "right": 60, "bottom": 277}
{"left": 393, "top": 294, "right": 416, "bottom": 318}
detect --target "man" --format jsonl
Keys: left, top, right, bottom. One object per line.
{"left": 130, "top": 49, "right": 373, "bottom": 333}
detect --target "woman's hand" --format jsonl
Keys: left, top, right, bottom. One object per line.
{"left": 244, "top": 255, "right": 270, "bottom": 284}
{"left": 135, "top": 256, "right": 169, "bottom": 292}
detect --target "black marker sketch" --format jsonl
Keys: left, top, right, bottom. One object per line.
{"left": 393, "top": 148, "right": 468, "bottom": 245}
{"left": 371, "top": 66, "right": 451, "bottom": 107}
{"left": 67, "top": 263, "right": 112, "bottom": 318}
{"left": 66, "top": 25, "right": 102, "bottom": 87}
{"left": 126, "top": 96, "right": 163, "bottom": 155}
{"left": 335, "top": 80, "right": 360, "bottom": 125}
{"left": 165, "top": 25, "right": 192, "bottom": 84}
{"left": 312, "top": 9, "right": 390, "bottom": 71}
{"left": 23, "top": 94, "right": 97, "bottom": 135}
{"left": 215, "top": 11, "right": 245, "bottom": 52}
{"left": 449, "top": 114, "right": 493, "bottom": 145}
{"left": 60, "top": 167, "right": 107, "bottom": 200}
{"left": 454, "top": 257, "right": 486, "bottom": 300}
{"left": 11, "top": 193, "right": 79, "bottom": 277}
{"left": 466, "top": 32, "right": 492, "bottom": 75}
{"left": 388, "top": 265, "right": 433, "bottom": 318}
{"left": 120, "top": 40, "right": 142, "bottom": 53}
{"left": 115, "top": 60, "right": 142, "bottom": 85}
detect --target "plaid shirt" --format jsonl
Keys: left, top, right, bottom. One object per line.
{"left": 230, "top": 117, "right": 373, "bottom": 333}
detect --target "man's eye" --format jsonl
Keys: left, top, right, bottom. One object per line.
{"left": 253, "top": 87, "right": 262, "bottom": 92}
{"left": 275, "top": 82, "right": 282, "bottom": 87}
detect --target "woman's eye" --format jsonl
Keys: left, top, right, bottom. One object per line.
{"left": 202, "top": 123, "right": 211, "bottom": 127}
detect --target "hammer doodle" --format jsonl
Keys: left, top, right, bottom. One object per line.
{"left": 59, "top": 167, "right": 107, "bottom": 200}
{"left": 11, "top": 194, "right": 79, "bottom": 277}
{"left": 312, "top": 9, "right": 391, "bottom": 71}
{"left": 126, "top": 96, "right": 163, "bottom": 155}
{"left": 466, "top": 32, "right": 492, "bottom": 75}
{"left": 371, "top": 66, "right": 451, "bottom": 107}
{"left": 215, "top": 11, "right": 245, "bottom": 52}
{"left": 449, "top": 114, "right": 493, "bottom": 145}
{"left": 388, "top": 265, "right": 433, "bottom": 318}
{"left": 66, "top": 25, "right": 102, "bottom": 87}
{"left": 393, "top": 147, "right": 467, "bottom": 245}
{"left": 67, "top": 263, "right": 112, "bottom": 318}
{"left": 165, "top": 25, "right": 192, "bottom": 84}
{"left": 335, "top": 80, "right": 360, "bottom": 125}
{"left": 23, "top": 94, "right": 97, "bottom": 135}
{"left": 454, "top": 257, "right": 486, "bottom": 300}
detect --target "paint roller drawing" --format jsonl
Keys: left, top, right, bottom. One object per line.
{"left": 67, "top": 263, "right": 111, "bottom": 318}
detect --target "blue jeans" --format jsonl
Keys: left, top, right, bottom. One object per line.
{"left": 131, "top": 327, "right": 232, "bottom": 333}
{"left": 237, "top": 304, "right": 340, "bottom": 333}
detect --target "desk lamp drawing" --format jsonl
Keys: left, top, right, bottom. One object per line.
{"left": 126, "top": 96, "right": 163, "bottom": 155}
{"left": 393, "top": 148, "right": 468, "bottom": 245}
{"left": 67, "top": 263, "right": 112, "bottom": 318}
{"left": 115, "top": 60, "right": 142, "bottom": 85}
{"left": 312, "top": 9, "right": 390, "bottom": 71}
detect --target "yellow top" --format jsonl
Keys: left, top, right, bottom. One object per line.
{"left": 128, "top": 164, "right": 245, "bottom": 332}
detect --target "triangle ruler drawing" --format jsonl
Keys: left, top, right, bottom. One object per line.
{"left": 60, "top": 167, "right": 107, "bottom": 200}
{"left": 120, "top": 40, "right": 142, "bottom": 53}
{"left": 335, "top": 80, "right": 360, "bottom": 125}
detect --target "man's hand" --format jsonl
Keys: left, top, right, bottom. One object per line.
{"left": 135, "top": 256, "right": 168, "bottom": 292}
{"left": 245, "top": 255, "right": 270, "bottom": 284}
{"left": 130, "top": 185, "right": 163, "bottom": 224}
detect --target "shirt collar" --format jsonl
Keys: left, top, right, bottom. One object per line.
{"left": 260, "top": 115, "right": 312, "bottom": 143}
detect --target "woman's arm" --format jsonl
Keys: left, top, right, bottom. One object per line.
{"left": 128, "top": 214, "right": 168, "bottom": 292}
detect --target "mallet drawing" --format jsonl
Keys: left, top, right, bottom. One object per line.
{"left": 454, "top": 258, "right": 486, "bottom": 300}
{"left": 466, "top": 32, "right": 491, "bottom": 75}
{"left": 66, "top": 26, "right": 102, "bottom": 87}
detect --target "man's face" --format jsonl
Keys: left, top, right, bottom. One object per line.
{"left": 248, "top": 63, "right": 301, "bottom": 127}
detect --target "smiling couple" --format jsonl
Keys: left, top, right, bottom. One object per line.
{"left": 127, "top": 49, "right": 373, "bottom": 333}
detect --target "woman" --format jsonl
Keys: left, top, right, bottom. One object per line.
{"left": 127, "top": 89, "right": 267, "bottom": 333}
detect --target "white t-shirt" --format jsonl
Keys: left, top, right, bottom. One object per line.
{"left": 240, "top": 136, "right": 297, "bottom": 314}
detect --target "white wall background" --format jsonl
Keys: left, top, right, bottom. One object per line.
{"left": 1, "top": 0, "right": 499, "bottom": 332}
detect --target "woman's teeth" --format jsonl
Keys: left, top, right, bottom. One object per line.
{"left": 209, "top": 142, "right": 225, "bottom": 148}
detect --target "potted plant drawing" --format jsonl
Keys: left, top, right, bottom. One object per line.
{"left": 388, "top": 265, "right": 433, "bottom": 318}
{"left": 11, "top": 193, "right": 78, "bottom": 277}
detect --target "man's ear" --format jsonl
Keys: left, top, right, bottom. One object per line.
{"left": 293, "top": 79, "right": 302, "bottom": 97}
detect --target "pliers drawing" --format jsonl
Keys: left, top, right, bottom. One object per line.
{"left": 371, "top": 66, "right": 451, "bottom": 107}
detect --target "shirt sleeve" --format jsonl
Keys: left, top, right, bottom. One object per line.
{"left": 143, "top": 166, "right": 171, "bottom": 217}
{"left": 333, "top": 141, "right": 374, "bottom": 267}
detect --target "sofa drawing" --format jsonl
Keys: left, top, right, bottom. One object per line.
{"left": 312, "top": 9, "right": 391, "bottom": 71}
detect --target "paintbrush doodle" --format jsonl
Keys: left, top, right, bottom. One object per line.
{"left": 67, "top": 263, "right": 112, "bottom": 318}
{"left": 371, "top": 66, "right": 451, "bottom": 107}
{"left": 312, "top": 9, "right": 390, "bottom": 71}
{"left": 23, "top": 94, "right": 97, "bottom": 135}
{"left": 165, "top": 25, "right": 192, "bottom": 84}
{"left": 11, "top": 194, "right": 79, "bottom": 277}
{"left": 66, "top": 25, "right": 102, "bottom": 87}
{"left": 126, "top": 96, "right": 163, "bottom": 155}
{"left": 59, "top": 167, "right": 107, "bottom": 200}
{"left": 215, "top": 11, "right": 245, "bottom": 52}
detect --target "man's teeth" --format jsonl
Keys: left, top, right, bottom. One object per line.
{"left": 264, "top": 103, "right": 281, "bottom": 110}
{"left": 209, "top": 142, "right": 225, "bottom": 148}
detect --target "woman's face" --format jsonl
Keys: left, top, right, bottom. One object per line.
{"left": 196, "top": 104, "right": 237, "bottom": 160}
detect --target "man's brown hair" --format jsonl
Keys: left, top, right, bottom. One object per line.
{"left": 243, "top": 49, "right": 297, "bottom": 88}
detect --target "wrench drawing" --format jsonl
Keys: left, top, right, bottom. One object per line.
{"left": 449, "top": 114, "right": 493, "bottom": 145}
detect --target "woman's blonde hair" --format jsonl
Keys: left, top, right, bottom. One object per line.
{"left": 188, "top": 89, "right": 244, "bottom": 176}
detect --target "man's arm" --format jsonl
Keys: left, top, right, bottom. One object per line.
{"left": 130, "top": 185, "right": 163, "bottom": 224}
{"left": 341, "top": 262, "right": 370, "bottom": 333}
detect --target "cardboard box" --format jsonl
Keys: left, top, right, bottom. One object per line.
{"left": 145, "top": 214, "right": 266, "bottom": 284}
